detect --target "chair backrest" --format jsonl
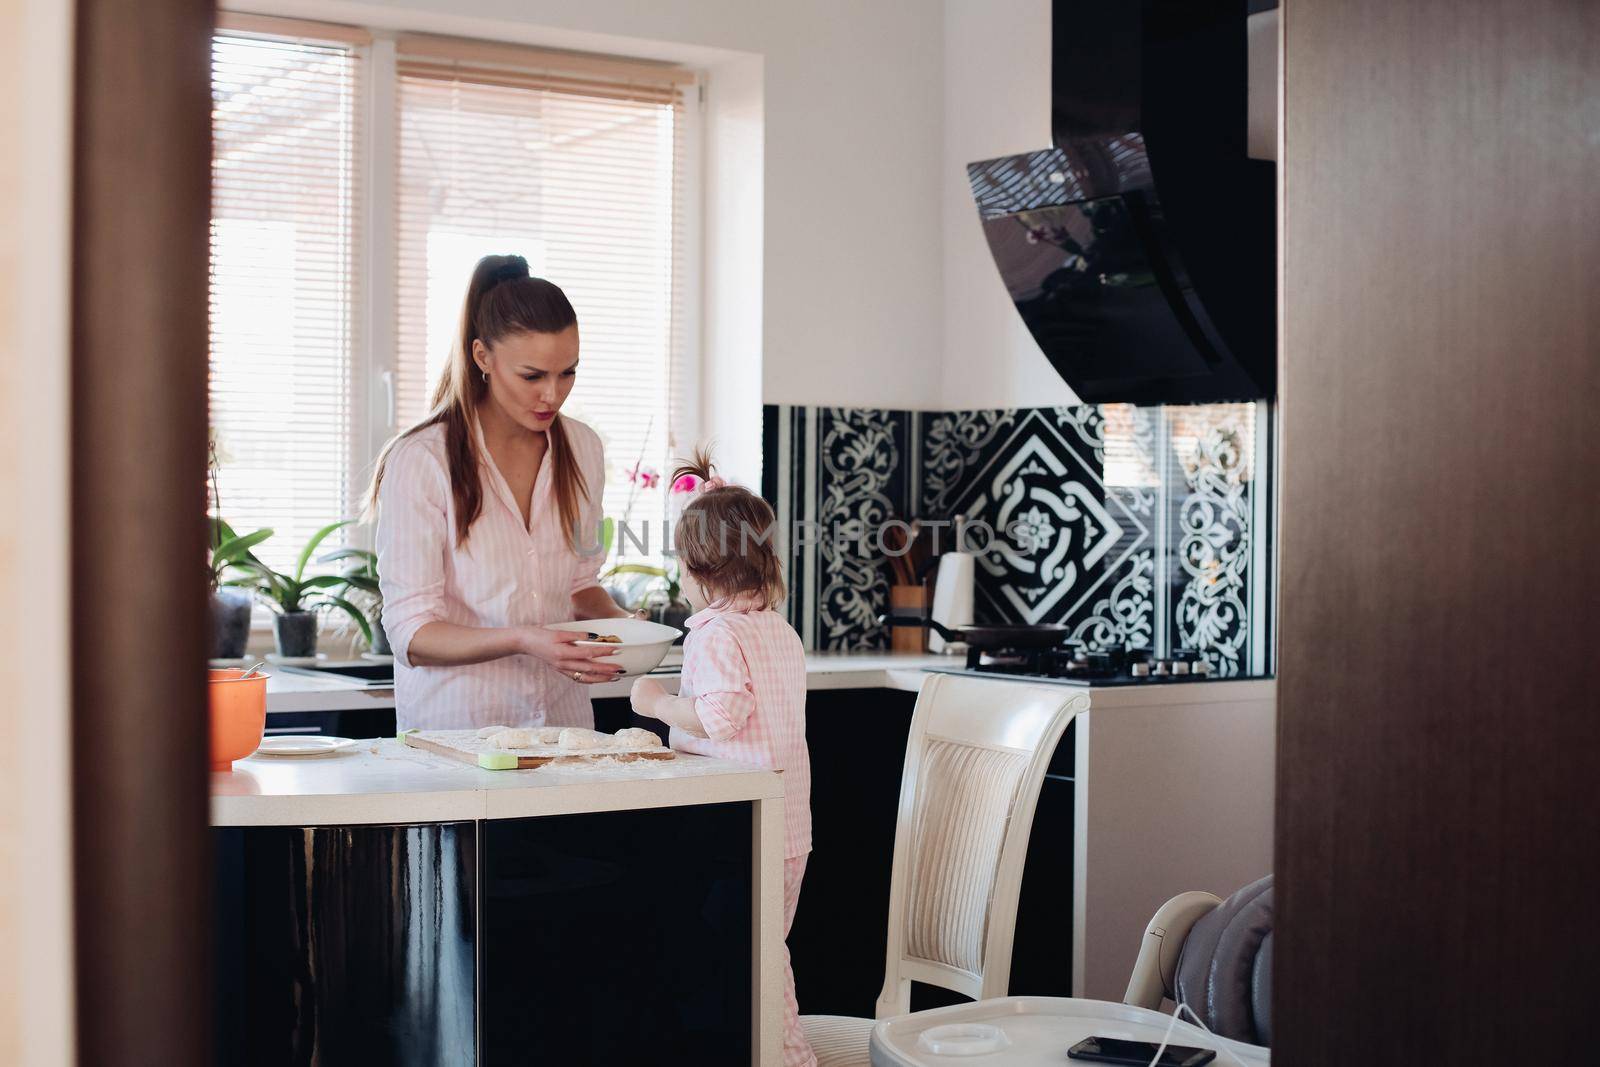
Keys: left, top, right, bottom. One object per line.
{"left": 873, "top": 673, "right": 1087, "bottom": 1018}
{"left": 1124, "top": 875, "right": 1275, "bottom": 1047}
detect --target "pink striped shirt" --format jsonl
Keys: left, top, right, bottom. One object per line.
{"left": 672, "top": 598, "right": 812, "bottom": 858}
{"left": 375, "top": 416, "right": 606, "bottom": 730}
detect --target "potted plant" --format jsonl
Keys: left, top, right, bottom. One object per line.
{"left": 236, "top": 520, "right": 372, "bottom": 659}
{"left": 209, "top": 517, "right": 273, "bottom": 659}
{"left": 318, "top": 545, "right": 388, "bottom": 655}
{"left": 206, "top": 429, "right": 273, "bottom": 660}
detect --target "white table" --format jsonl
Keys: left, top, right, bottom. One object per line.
{"left": 870, "top": 997, "right": 1270, "bottom": 1066}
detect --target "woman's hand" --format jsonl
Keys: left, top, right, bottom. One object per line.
{"left": 520, "top": 626, "right": 626, "bottom": 683}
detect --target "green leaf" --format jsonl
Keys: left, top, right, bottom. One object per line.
{"left": 300, "top": 574, "right": 352, "bottom": 590}
{"left": 209, "top": 516, "right": 239, "bottom": 549}
{"left": 295, "top": 520, "right": 354, "bottom": 582}
{"left": 336, "top": 574, "right": 382, "bottom": 596}
{"left": 319, "top": 595, "right": 372, "bottom": 645}
{"left": 603, "top": 563, "right": 670, "bottom": 579}
{"left": 211, "top": 528, "right": 273, "bottom": 568}
{"left": 318, "top": 547, "right": 377, "bottom": 569}
{"left": 231, "top": 559, "right": 278, "bottom": 591}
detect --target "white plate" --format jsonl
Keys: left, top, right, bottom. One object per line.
{"left": 266, "top": 652, "right": 328, "bottom": 667}
{"left": 360, "top": 652, "right": 394, "bottom": 664}
{"left": 252, "top": 736, "right": 360, "bottom": 758}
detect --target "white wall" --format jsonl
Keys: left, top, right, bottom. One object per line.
{"left": 939, "top": 0, "right": 1076, "bottom": 411}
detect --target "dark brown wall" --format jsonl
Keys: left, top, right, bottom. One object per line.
{"left": 72, "top": 0, "right": 214, "bottom": 1063}
{"left": 1277, "top": 0, "right": 1600, "bottom": 1061}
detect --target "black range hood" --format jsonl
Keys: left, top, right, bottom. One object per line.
{"left": 968, "top": 0, "right": 1276, "bottom": 405}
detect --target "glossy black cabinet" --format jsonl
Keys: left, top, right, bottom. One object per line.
{"left": 480, "top": 804, "right": 752, "bottom": 1066}
{"left": 214, "top": 823, "right": 477, "bottom": 1066}
{"left": 214, "top": 803, "right": 754, "bottom": 1066}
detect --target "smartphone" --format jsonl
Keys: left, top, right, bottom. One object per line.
{"left": 1067, "top": 1034, "right": 1217, "bottom": 1066}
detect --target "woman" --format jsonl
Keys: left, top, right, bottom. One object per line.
{"left": 371, "top": 254, "right": 632, "bottom": 730}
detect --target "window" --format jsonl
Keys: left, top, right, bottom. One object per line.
{"left": 394, "top": 37, "right": 694, "bottom": 557}
{"left": 209, "top": 27, "right": 363, "bottom": 572}
{"left": 208, "top": 19, "right": 697, "bottom": 577}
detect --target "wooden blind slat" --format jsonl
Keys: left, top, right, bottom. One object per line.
{"left": 395, "top": 32, "right": 696, "bottom": 86}
{"left": 395, "top": 60, "right": 683, "bottom": 106}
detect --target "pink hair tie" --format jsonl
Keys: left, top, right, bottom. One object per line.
{"left": 702, "top": 476, "right": 728, "bottom": 491}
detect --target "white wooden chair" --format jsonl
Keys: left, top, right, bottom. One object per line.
{"left": 801, "top": 672, "right": 1087, "bottom": 1066}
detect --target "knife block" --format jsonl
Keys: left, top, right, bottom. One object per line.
{"left": 887, "top": 584, "right": 929, "bottom": 652}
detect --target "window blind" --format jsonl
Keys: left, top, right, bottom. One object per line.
{"left": 394, "top": 38, "right": 692, "bottom": 561}
{"left": 210, "top": 29, "right": 362, "bottom": 573}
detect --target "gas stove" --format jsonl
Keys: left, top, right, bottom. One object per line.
{"left": 940, "top": 643, "right": 1236, "bottom": 687}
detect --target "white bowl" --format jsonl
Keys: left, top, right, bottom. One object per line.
{"left": 546, "top": 617, "right": 682, "bottom": 678}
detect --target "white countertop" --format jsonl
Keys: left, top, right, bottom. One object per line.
{"left": 265, "top": 650, "right": 953, "bottom": 714}
{"left": 264, "top": 651, "right": 1274, "bottom": 716}
{"left": 213, "top": 738, "right": 784, "bottom": 827}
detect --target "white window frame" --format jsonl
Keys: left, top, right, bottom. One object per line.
{"left": 213, "top": 15, "right": 705, "bottom": 574}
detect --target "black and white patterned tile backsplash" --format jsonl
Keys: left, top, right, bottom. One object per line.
{"left": 762, "top": 401, "right": 1273, "bottom": 676}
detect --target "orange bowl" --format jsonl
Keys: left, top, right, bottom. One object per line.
{"left": 208, "top": 668, "right": 267, "bottom": 770}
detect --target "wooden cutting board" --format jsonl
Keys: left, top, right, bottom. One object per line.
{"left": 400, "top": 728, "right": 675, "bottom": 770}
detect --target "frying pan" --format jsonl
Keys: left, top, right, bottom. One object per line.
{"left": 878, "top": 614, "right": 1073, "bottom": 651}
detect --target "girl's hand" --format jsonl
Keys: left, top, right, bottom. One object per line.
{"left": 519, "top": 627, "right": 625, "bottom": 683}
{"left": 630, "top": 678, "right": 709, "bottom": 738}
{"left": 631, "top": 677, "right": 667, "bottom": 717}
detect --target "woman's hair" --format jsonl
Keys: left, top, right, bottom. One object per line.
{"left": 367, "top": 254, "right": 589, "bottom": 549}
{"left": 672, "top": 447, "right": 785, "bottom": 608}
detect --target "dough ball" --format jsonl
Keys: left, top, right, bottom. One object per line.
{"left": 557, "top": 728, "right": 606, "bottom": 751}
{"left": 489, "top": 728, "right": 541, "bottom": 750}
{"left": 483, "top": 726, "right": 564, "bottom": 749}
{"left": 612, "top": 727, "right": 663, "bottom": 750}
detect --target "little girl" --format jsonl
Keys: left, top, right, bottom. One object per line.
{"left": 630, "top": 449, "right": 815, "bottom": 1067}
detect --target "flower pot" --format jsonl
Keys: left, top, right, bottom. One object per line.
{"left": 210, "top": 588, "right": 253, "bottom": 659}
{"left": 208, "top": 668, "right": 266, "bottom": 769}
{"left": 273, "top": 611, "right": 319, "bottom": 658}
{"left": 650, "top": 601, "right": 693, "bottom": 644}
{"left": 369, "top": 609, "right": 391, "bottom": 656}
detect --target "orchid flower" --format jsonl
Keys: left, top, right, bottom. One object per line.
{"left": 627, "top": 464, "right": 660, "bottom": 490}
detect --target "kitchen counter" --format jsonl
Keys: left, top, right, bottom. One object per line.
{"left": 264, "top": 649, "right": 953, "bottom": 714}
{"left": 213, "top": 737, "right": 783, "bottom": 827}
{"left": 213, "top": 739, "right": 790, "bottom": 1063}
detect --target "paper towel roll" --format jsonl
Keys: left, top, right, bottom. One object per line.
{"left": 928, "top": 552, "right": 974, "bottom": 655}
